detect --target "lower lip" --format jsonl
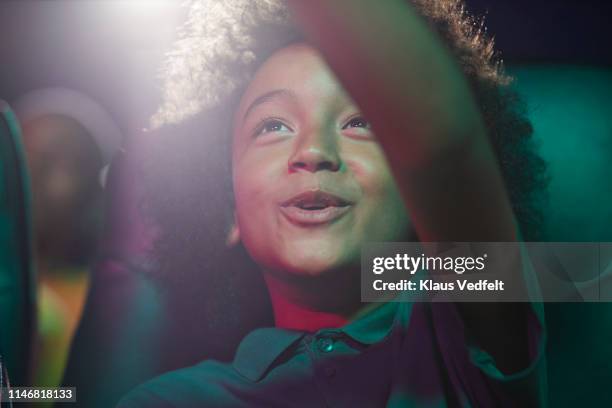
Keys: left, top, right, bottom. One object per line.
{"left": 279, "top": 205, "right": 352, "bottom": 226}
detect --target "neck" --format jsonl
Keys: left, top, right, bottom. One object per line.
{"left": 263, "top": 269, "right": 364, "bottom": 332}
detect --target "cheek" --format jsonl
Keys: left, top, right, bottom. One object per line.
{"left": 345, "top": 147, "right": 396, "bottom": 199}
{"left": 234, "top": 148, "right": 279, "bottom": 198}
{"left": 232, "top": 150, "right": 286, "bottom": 236}
{"left": 345, "top": 150, "right": 411, "bottom": 238}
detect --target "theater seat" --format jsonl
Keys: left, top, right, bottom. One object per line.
{"left": 60, "top": 132, "right": 165, "bottom": 407}
{"left": 0, "top": 100, "right": 36, "bottom": 387}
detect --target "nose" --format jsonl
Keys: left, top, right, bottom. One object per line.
{"left": 288, "top": 128, "right": 341, "bottom": 173}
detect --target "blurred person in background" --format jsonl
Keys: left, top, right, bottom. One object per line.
{"left": 13, "top": 88, "right": 122, "bottom": 391}
{"left": 21, "top": 113, "right": 103, "bottom": 388}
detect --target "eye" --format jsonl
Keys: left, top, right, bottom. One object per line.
{"left": 254, "top": 119, "right": 293, "bottom": 137}
{"left": 342, "top": 116, "right": 371, "bottom": 130}
{"left": 342, "top": 115, "right": 373, "bottom": 139}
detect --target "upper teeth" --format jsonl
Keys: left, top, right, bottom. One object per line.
{"left": 299, "top": 203, "right": 327, "bottom": 210}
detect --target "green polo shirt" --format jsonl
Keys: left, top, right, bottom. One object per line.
{"left": 117, "top": 298, "right": 545, "bottom": 407}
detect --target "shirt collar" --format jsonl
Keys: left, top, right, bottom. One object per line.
{"left": 340, "top": 300, "right": 400, "bottom": 344}
{"left": 232, "top": 299, "right": 408, "bottom": 382}
{"left": 233, "top": 327, "right": 305, "bottom": 382}
{"left": 342, "top": 287, "right": 420, "bottom": 344}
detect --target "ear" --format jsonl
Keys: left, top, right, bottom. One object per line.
{"left": 226, "top": 212, "right": 241, "bottom": 247}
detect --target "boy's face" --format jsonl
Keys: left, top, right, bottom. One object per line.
{"left": 231, "top": 43, "right": 410, "bottom": 278}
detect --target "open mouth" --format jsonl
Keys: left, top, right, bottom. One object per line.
{"left": 289, "top": 192, "right": 349, "bottom": 209}
{"left": 280, "top": 191, "right": 352, "bottom": 226}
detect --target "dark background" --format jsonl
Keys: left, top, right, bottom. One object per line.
{"left": 0, "top": 0, "right": 610, "bottom": 139}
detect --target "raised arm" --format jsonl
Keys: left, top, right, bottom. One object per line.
{"left": 287, "top": 0, "right": 534, "bottom": 376}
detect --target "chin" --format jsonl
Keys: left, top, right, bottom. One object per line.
{"left": 246, "top": 237, "right": 361, "bottom": 277}
{"left": 279, "top": 248, "right": 359, "bottom": 278}
{"left": 284, "top": 261, "right": 337, "bottom": 277}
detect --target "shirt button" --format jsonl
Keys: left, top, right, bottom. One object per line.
{"left": 317, "top": 337, "right": 335, "bottom": 353}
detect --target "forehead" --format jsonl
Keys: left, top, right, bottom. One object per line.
{"left": 235, "top": 43, "right": 350, "bottom": 119}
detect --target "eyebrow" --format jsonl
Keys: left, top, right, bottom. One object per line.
{"left": 241, "top": 89, "right": 296, "bottom": 123}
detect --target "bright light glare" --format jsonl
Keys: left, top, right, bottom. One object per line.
{"left": 113, "top": 0, "right": 177, "bottom": 17}
{"left": 104, "top": 0, "right": 182, "bottom": 43}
